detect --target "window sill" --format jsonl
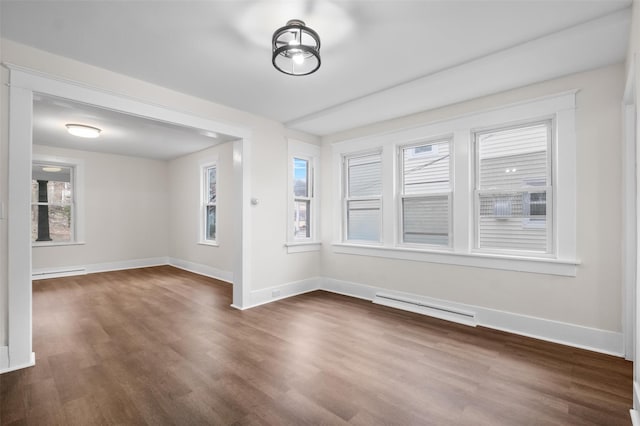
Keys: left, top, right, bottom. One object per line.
{"left": 32, "top": 241, "right": 86, "bottom": 248}
{"left": 285, "top": 241, "right": 322, "bottom": 253}
{"left": 332, "top": 243, "right": 579, "bottom": 276}
{"left": 198, "top": 241, "right": 219, "bottom": 247}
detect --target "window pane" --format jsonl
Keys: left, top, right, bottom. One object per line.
{"left": 31, "top": 165, "right": 73, "bottom": 204}
{"left": 403, "top": 196, "right": 449, "bottom": 245}
{"left": 293, "top": 158, "right": 309, "bottom": 198}
{"left": 31, "top": 204, "right": 71, "bottom": 242}
{"left": 347, "top": 199, "right": 380, "bottom": 241}
{"left": 477, "top": 123, "right": 548, "bottom": 190}
{"left": 478, "top": 191, "right": 547, "bottom": 251}
{"left": 206, "top": 205, "right": 216, "bottom": 240}
{"left": 208, "top": 167, "right": 217, "bottom": 203}
{"left": 402, "top": 141, "right": 450, "bottom": 194}
{"left": 348, "top": 153, "right": 381, "bottom": 197}
{"left": 31, "top": 164, "right": 74, "bottom": 243}
{"left": 294, "top": 199, "right": 310, "bottom": 238}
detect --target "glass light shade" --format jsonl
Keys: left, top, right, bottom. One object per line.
{"left": 272, "top": 19, "right": 321, "bottom": 76}
{"left": 65, "top": 124, "right": 101, "bottom": 138}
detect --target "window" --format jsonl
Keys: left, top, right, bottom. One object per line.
{"left": 344, "top": 151, "right": 382, "bottom": 242}
{"left": 202, "top": 163, "right": 217, "bottom": 243}
{"left": 31, "top": 162, "right": 75, "bottom": 243}
{"left": 293, "top": 157, "right": 312, "bottom": 239}
{"left": 287, "top": 140, "right": 320, "bottom": 252}
{"left": 474, "top": 122, "right": 551, "bottom": 253}
{"left": 400, "top": 140, "right": 452, "bottom": 246}
{"left": 333, "top": 92, "right": 577, "bottom": 276}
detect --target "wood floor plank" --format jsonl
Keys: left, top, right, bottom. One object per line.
{"left": 0, "top": 266, "right": 633, "bottom": 425}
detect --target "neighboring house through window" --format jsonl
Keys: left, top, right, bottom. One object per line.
{"left": 474, "top": 121, "right": 552, "bottom": 253}
{"left": 400, "top": 139, "right": 452, "bottom": 247}
{"left": 344, "top": 151, "right": 382, "bottom": 242}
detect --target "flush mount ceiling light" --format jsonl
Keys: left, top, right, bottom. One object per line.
{"left": 42, "top": 166, "right": 62, "bottom": 172}
{"left": 65, "top": 123, "right": 101, "bottom": 138}
{"left": 272, "top": 19, "right": 321, "bottom": 76}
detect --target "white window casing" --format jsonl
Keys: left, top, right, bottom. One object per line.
{"left": 31, "top": 154, "right": 85, "bottom": 247}
{"left": 332, "top": 91, "right": 579, "bottom": 276}
{"left": 199, "top": 159, "right": 218, "bottom": 246}
{"left": 286, "top": 139, "right": 321, "bottom": 253}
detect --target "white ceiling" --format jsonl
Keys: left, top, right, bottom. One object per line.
{"left": 33, "top": 94, "right": 236, "bottom": 160}
{"left": 1, "top": 0, "right": 632, "bottom": 137}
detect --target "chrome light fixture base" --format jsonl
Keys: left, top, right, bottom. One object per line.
{"left": 272, "top": 19, "right": 321, "bottom": 76}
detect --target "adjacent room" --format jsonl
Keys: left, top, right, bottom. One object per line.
{"left": 1, "top": 0, "right": 639, "bottom": 424}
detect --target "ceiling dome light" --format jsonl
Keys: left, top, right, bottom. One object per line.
{"left": 272, "top": 19, "right": 321, "bottom": 76}
{"left": 65, "top": 124, "right": 101, "bottom": 138}
{"left": 42, "top": 166, "right": 61, "bottom": 173}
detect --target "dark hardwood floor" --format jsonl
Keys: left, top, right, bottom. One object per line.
{"left": 0, "top": 266, "right": 633, "bottom": 425}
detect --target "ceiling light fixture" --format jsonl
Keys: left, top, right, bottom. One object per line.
{"left": 65, "top": 123, "right": 101, "bottom": 138}
{"left": 272, "top": 19, "right": 321, "bottom": 76}
{"left": 42, "top": 166, "right": 61, "bottom": 173}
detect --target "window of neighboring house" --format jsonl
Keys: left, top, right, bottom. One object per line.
{"left": 400, "top": 139, "right": 452, "bottom": 247}
{"left": 474, "top": 121, "right": 552, "bottom": 253}
{"left": 287, "top": 140, "right": 321, "bottom": 252}
{"left": 202, "top": 163, "right": 217, "bottom": 243}
{"left": 344, "top": 151, "right": 383, "bottom": 242}
{"left": 31, "top": 162, "right": 75, "bottom": 243}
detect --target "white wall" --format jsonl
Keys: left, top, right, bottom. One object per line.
{"left": 31, "top": 145, "right": 169, "bottom": 270}
{"left": 321, "top": 63, "right": 625, "bottom": 333}
{"left": 168, "top": 143, "right": 234, "bottom": 279}
{"left": 0, "top": 39, "right": 322, "bottom": 346}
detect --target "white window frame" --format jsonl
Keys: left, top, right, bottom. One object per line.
{"left": 199, "top": 160, "right": 218, "bottom": 246}
{"left": 342, "top": 149, "right": 384, "bottom": 245}
{"left": 472, "top": 120, "right": 554, "bottom": 256}
{"left": 331, "top": 91, "right": 578, "bottom": 276}
{"left": 31, "top": 154, "right": 85, "bottom": 247}
{"left": 286, "top": 139, "right": 321, "bottom": 253}
{"left": 398, "top": 138, "right": 453, "bottom": 249}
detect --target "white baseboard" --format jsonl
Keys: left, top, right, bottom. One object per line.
{"left": 168, "top": 257, "right": 233, "bottom": 284}
{"left": 0, "top": 351, "right": 35, "bottom": 375}
{"left": 322, "top": 277, "right": 624, "bottom": 357}
{"left": 85, "top": 257, "right": 169, "bottom": 274}
{"left": 32, "top": 266, "right": 86, "bottom": 280}
{"left": 247, "top": 277, "right": 322, "bottom": 309}
{"left": 631, "top": 409, "right": 640, "bottom": 426}
{"left": 28, "top": 260, "right": 625, "bottom": 357}
{"left": 32, "top": 257, "right": 170, "bottom": 280}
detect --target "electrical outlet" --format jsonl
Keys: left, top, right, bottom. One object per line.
{"left": 272, "top": 289, "right": 280, "bottom": 298}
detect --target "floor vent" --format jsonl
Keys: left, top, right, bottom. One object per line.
{"left": 373, "top": 292, "right": 477, "bottom": 327}
{"left": 32, "top": 268, "right": 86, "bottom": 280}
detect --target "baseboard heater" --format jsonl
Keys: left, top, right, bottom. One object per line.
{"left": 373, "top": 292, "right": 477, "bottom": 327}
{"left": 32, "top": 268, "right": 86, "bottom": 280}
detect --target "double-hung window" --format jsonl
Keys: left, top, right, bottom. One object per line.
{"left": 202, "top": 163, "right": 217, "bottom": 243}
{"left": 344, "top": 151, "right": 382, "bottom": 242}
{"left": 31, "top": 162, "right": 75, "bottom": 243}
{"left": 293, "top": 157, "right": 312, "bottom": 239}
{"left": 399, "top": 140, "right": 452, "bottom": 247}
{"left": 287, "top": 139, "right": 320, "bottom": 252}
{"left": 474, "top": 121, "right": 552, "bottom": 254}
{"left": 333, "top": 92, "right": 576, "bottom": 275}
